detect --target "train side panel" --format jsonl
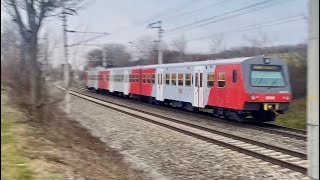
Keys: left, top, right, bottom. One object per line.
{"left": 206, "top": 64, "right": 245, "bottom": 110}
{"left": 98, "top": 70, "right": 110, "bottom": 90}
{"left": 163, "top": 65, "right": 194, "bottom": 104}
{"left": 129, "top": 69, "right": 141, "bottom": 95}
{"left": 140, "top": 68, "right": 156, "bottom": 97}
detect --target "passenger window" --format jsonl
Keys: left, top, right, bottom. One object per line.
{"left": 199, "top": 73, "right": 203, "bottom": 87}
{"left": 178, "top": 74, "right": 183, "bottom": 86}
{"left": 135, "top": 75, "right": 139, "bottom": 83}
{"left": 233, "top": 70, "right": 237, "bottom": 83}
{"left": 142, "top": 74, "right": 146, "bottom": 83}
{"left": 195, "top": 73, "right": 198, "bottom": 87}
{"left": 160, "top": 74, "right": 163, "bottom": 85}
{"left": 207, "top": 73, "right": 214, "bottom": 87}
{"left": 166, "top": 74, "right": 170, "bottom": 85}
{"left": 146, "top": 74, "right": 151, "bottom": 84}
{"left": 171, "top": 74, "right": 177, "bottom": 85}
{"left": 218, "top": 72, "right": 226, "bottom": 88}
{"left": 152, "top": 73, "right": 155, "bottom": 84}
{"left": 185, "top": 74, "right": 191, "bottom": 86}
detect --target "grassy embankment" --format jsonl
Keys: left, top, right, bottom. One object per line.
{"left": 272, "top": 98, "right": 306, "bottom": 129}
{"left": 271, "top": 53, "right": 306, "bottom": 129}
{"left": 1, "top": 91, "right": 64, "bottom": 180}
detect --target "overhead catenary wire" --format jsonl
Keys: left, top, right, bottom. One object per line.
{"left": 175, "top": 0, "right": 294, "bottom": 35}
{"left": 142, "top": 0, "right": 198, "bottom": 24}
{"left": 109, "top": 0, "right": 198, "bottom": 35}
{"left": 184, "top": 15, "right": 304, "bottom": 43}
{"left": 159, "top": 0, "right": 230, "bottom": 22}
{"left": 68, "top": 34, "right": 110, "bottom": 47}
{"left": 164, "top": 0, "right": 295, "bottom": 36}
{"left": 165, "top": 0, "right": 274, "bottom": 34}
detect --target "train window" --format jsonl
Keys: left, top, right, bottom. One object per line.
{"left": 218, "top": 72, "right": 226, "bottom": 88}
{"left": 192, "top": 75, "right": 193, "bottom": 85}
{"left": 233, "top": 70, "right": 237, "bottom": 83}
{"left": 137, "top": 75, "right": 140, "bottom": 82}
{"left": 171, "top": 74, "right": 177, "bottom": 85}
{"left": 152, "top": 74, "right": 155, "bottom": 84}
{"left": 149, "top": 74, "right": 152, "bottom": 84}
{"left": 166, "top": 74, "right": 170, "bottom": 85}
{"left": 178, "top": 74, "right": 183, "bottom": 86}
{"left": 160, "top": 74, "right": 163, "bottom": 85}
{"left": 185, "top": 74, "right": 191, "bottom": 86}
{"left": 106, "top": 75, "right": 109, "bottom": 81}
{"left": 146, "top": 74, "right": 149, "bottom": 84}
{"left": 207, "top": 73, "right": 214, "bottom": 87}
{"left": 135, "top": 74, "right": 138, "bottom": 82}
{"left": 142, "top": 74, "right": 146, "bottom": 84}
{"left": 129, "top": 75, "right": 132, "bottom": 82}
{"left": 199, "top": 73, "right": 203, "bottom": 87}
{"left": 98, "top": 75, "right": 103, "bottom": 80}
{"left": 195, "top": 73, "right": 198, "bottom": 87}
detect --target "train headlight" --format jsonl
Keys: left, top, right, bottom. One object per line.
{"left": 263, "top": 57, "right": 271, "bottom": 64}
{"left": 251, "top": 95, "right": 260, "bottom": 101}
{"left": 281, "top": 96, "right": 290, "bottom": 101}
{"left": 268, "top": 105, "right": 273, "bottom": 110}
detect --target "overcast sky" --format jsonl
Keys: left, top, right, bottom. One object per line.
{"left": 1, "top": 0, "right": 308, "bottom": 69}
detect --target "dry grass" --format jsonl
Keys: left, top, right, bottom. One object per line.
{"left": 273, "top": 98, "right": 306, "bottom": 129}
{"left": 1, "top": 85, "right": 149, "bottom": 180}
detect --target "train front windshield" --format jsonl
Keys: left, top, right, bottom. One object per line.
{"left": 250, "top": 65, "right": 286, "bottom": 87}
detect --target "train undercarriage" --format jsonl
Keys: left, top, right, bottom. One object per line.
{"left": 89, "top": 87, "right": 281, "bottom": 123}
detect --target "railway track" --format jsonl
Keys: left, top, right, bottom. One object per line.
{"left": 72, "top": 83, "right": 306, "bottom": 141}
{"left": 58, "top": 85, "right": 307, "bottom": 175}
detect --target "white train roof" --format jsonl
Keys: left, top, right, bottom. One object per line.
{"left": 89, "top": 56, "right": 254, "bottom": 71}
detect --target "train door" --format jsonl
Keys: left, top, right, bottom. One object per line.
{"left": 123, "top": 70, "right": 129, "bottom": 95}
{"left": 156, "top": 68, "right": 164, "bottom": 101}
{"left": 94, "top": 70, "right": 99, "bottom": 90}
{"left": 193, "top": 66, "right": 205, "bottom": 108}
{"left": 109, "top": 71, "right": 114, "bottom": 92}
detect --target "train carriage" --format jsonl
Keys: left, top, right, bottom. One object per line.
{"left": 85, "top": 56, "right": 292, "bottom": 122}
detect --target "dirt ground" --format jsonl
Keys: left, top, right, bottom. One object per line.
{"left": 2, "top": 86, "right": 150, "bottom": 180}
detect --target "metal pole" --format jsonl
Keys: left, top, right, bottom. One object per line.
{"left": 308, "top": 0, "right": 319, "bottom": 179}
{"left": 158, "top": 21, "right": 163, "bottom": 64}
{"left": 102, "top": 50, "right": 107, "bottom": 67}
{"left": 62, "top": 7, "right": 71, "bottom": 113}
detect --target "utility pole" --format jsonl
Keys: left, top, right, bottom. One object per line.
{"left": 102, "top": 50, "right": 107, "bottom": 68}
{"left": 147, "top": 21, "right": 164, "bottom": 64}
{"left": 308, "top": 0, "right": 319, "bottom": 179}
{"left": 62, "top": 6, "right": 70, "bottom": 113}
{"left": 62, "top": 7, "right": 76, "bottom": 113}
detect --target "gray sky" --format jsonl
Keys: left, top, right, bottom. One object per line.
{"left": 1, "top": 0, "right": 308, "bottom": 69}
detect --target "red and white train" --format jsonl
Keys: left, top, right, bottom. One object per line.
{"left": 84, "top": 56, "right": 292, "bottom": 122}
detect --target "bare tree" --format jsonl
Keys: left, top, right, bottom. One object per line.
{"left": 85, "top": 48, "right": 103, "bottom": 68}
{"left": 243, "top": 30, "right": 275, "bottom": 55}
{"left": 210, "top": 34, "right": 226, "bottom": 54}
{"left": 243, "top": 30, "right": 274, "bottom": 48}
{"left": 132, "top": 36, "right": 157, "bottom": 64}
{"left": 103, "top": 43, "right": 131, "bottom": 67}
{"left": 1, "top": 21, "right": 21, "bottom": 62}
{"left": 3, "top": 0, "right": 83, "bottom": 120}
{"left": 172, "top": 34, "right": 187, "bottom": 62}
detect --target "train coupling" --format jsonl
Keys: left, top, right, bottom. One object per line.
{"left": 263, "top": 103, "right": 279, "bottom": 111}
